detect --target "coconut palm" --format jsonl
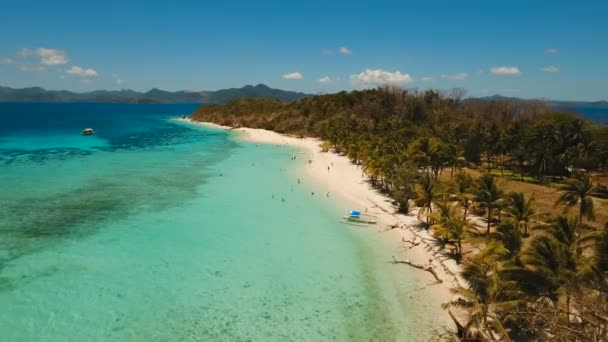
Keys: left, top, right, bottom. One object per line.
{"left": 452, "top": 173, "right": 475, "bottom": 221}
{"left": 505, "top": 192, "right": 535, "bottom": 237}
{"left": 430, "top": 201, "right": 472, "bottom": 259}
{"left": 485, "top": 219, "right": 523, "bottom": 261}
{"left": 527, "top": 216, "right": 600, "bottom": 318}
{"left": 475, "top": 175, "right": 504, "bottom": 235}
{"left": 554, "top": 173, "right": 598, "bottom": 222}
{"left": 444, "top": 260, "right": 520, "bottom": 340}
{"left": 407, "top": 136, "right": 446, "bottom": 179}
{"left": 587, "top": 223, "right": 608, "bottom": 294}
{"left": 362, "top": 157, "right": 382, "bottom": 186}
{"left": 416, "top": 174, "right": 435, "bottom": 226}
{"left": 430, "top": 201, "right": 459, "bottom": 242}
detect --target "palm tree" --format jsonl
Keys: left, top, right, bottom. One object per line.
{"left": 485, "top": 219, "right": 523, "bottom": 261}
{"left": 528, "top": 216, "right": 600, "bottom": 318}
{"left": 430, "top": 201, "right": 458, "bottom": 242}
{"left": 554, "top": 173, "right": 598, "bottom": 222}
{"left": 452, "top": 173, "right": 475, "bottom": 220}
{"left": 430, "top": 201, "right": 473, "bottom": 260}
{"left": 407, "top": 136, "right": 446, "bottom": 179}
{"left": 391, "top": 161, "right": 417, "bottom": 214}
{"left": 432, "top": 217, "right": 472, "bottom": 260}
{"left": 587, "top": 223, "right": 608, "bottom": 294}
{"left": 475, "top": 175, "right": 504, "bottom": 235}
{"left": 505, "top": 192, "right": 535, "bottom": 237}
{"left": 444, "top": 260, "right": 520, "bottom": 340}
{"left": 416, "top": 174, "right": 435, "bottom": 226}
{"left": 362, "top": 157, "right": 382, "bottom": 186}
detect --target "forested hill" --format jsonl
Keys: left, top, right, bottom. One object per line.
{"left": 0, "top": 84, "right": 310, "bottom": 104}
{"left": 191, "top": 87, "right": 608, "bottom": 179}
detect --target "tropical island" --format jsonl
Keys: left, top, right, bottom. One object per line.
{"left": 191, "top": 87, "right": 608, "bottom": 340}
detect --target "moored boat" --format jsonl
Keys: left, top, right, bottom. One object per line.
{"left": 81, "top": 128, "right": 94, "bottom": 135}
{"left": 340, "top": 210, "right": 377, "bottom": 225}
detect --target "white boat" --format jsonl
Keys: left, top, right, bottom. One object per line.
{"left": 341, "top": 210, "right": 377, "bottom": 225}
{"left": 81, "top": 128, "right": 95, "bottom": 135}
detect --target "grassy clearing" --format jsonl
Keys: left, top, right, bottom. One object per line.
{"left": 439, "top": 168, "right": 608, "bottom": 228}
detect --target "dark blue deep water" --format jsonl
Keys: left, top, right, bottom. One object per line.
{"left": 0, "top": 103, "right": 203, "bottom": 165}
{"left": 571, "top": 106, "right": 608, "bottom": 125}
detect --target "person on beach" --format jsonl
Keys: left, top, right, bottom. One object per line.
{"left": 326, "top": 192, "right": 329, "bottom": 197}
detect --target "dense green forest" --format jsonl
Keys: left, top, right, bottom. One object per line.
{"left": 191, "top": 87, "right": 608, "bottom": 340}
{"left": 192, "top": 87, "right": 608, "bottom": 180}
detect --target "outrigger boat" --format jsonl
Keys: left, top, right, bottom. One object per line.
{"left": 340, "top": 210, "right": 377, "bottom": 226}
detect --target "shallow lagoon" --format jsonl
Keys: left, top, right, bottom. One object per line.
{"left": 0, "top": 103, "right": 447, "bottom": 341}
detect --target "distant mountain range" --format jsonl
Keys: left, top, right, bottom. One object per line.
{"left": 477, "top": 94, "right": 608, "bottom": 109}
{"left": 1, "top": 85, "right": 606, "bottom": 109}
{"left": 0, "top": 84, "right": 310, "bottom": 104}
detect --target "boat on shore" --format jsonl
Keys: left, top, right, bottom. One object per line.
{"left": 81, "top": 128, "right": 95, "bottom": 135}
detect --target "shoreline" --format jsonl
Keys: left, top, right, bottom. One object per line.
{"left": 181, "top": 117, "right": 463, "bottom": 320}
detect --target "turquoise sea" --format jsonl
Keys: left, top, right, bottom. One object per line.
{"left": 0, "top": 103, "right": 448, "bottom": 341}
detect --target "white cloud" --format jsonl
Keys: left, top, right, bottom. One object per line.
{"left": 1, "top": 57, "right": 13, "bottom": 64}
{"left": 546, "top": 48, "right": 558, "bottom": 55}
{"left": 321, "top": 49, "right": 333, "bottom": 55}
{"left": 542, "top": 65, "right": 559, "bottom": 73}
{"left": 490, "top": 66, "right": 521, "bottom": 76}
{"left": 66, "top": 66, "right": 98, "bottom": 77}
{"left": 20, "top": 48, "right": 69, "bottom": 65}
{"left": 441, "top": 73, "right": 468, "bottom": 80}
{"left": 350, "top": 69, "right": 413, "bottom": 85}
{"left": 282, "top": 72, "right": 303, "bottom": 80}
{"left": 339, "top": 47, "right": 352, "bottom": 55}
{"left": 116, "top": 79, "right": 125, "bottom": 85}
{"left": 421, "top": 76, "right": 433, "bottom": 81}
{"left": 503, "top": 88, "right": 520, "bottom": 93}
{"left": 318, "top": 76, "right": 332, "bottom": 83}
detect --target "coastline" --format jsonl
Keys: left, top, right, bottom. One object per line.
{"left": 182, "top": 118, "right": 464, "bottom": 301}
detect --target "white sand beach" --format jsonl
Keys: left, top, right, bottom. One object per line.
{"left": 184, "top": 119, "right": 464, "bottom": 307}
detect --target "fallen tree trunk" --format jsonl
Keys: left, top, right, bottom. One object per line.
{"left": 383, "top": 223, "right": 401, "bottom": 232}
{"left": 390, "top": 256, "right": 443, "bottom": 284}
{"left": 402, "top": 237, "right": 421, "bottom": 248}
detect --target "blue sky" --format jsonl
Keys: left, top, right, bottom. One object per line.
{"left": 1, "top": 0, "right": 607, "bottom": 100}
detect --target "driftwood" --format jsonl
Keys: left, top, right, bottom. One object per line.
{"left": 402, "top": 236, "right": 421, "bottom": 248}
{"left": 383, "top": 223, "right": 401, "bottom": 232}
{"left": 390, "top": 256, "right": 443, "bottom": 284}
